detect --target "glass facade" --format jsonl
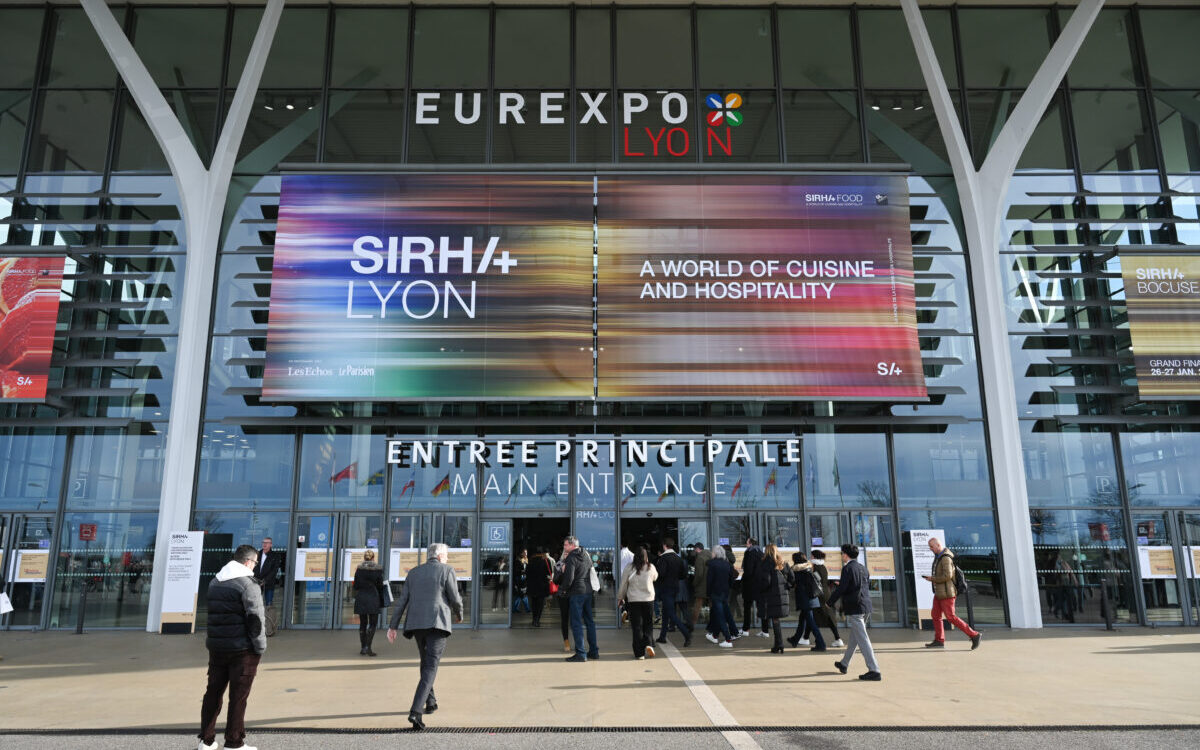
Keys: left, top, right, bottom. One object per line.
{"left": 0, "top": 4, "right": 1197, "bottom": 631}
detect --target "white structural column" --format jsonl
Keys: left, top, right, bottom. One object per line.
{"left": 899, "top": 0, "right": 1104, "bottom": 627}
{"left": 81, "top": 0, "right": 286, "bottom": 632}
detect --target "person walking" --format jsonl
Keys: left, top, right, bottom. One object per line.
{"left": 387, "top": 542, "right": 464, "bottom": 731}
{"left": 739, "top": 537, "right": 767, "bottom": 637}
{"left": 827, "top": 544, "right": 881, "bottom": 681}
{"left": 527, "top": 547, "right": 553, "bottom": 628}
{"left": 352, "top": 548, "right": 387, "bottom": 656}
{"left": 689, "top": 542, "right": 711, "bottom": 632}
{"left": 252, "top": 537, "right": 281, "bottom": 610}
{"left": 617, "top": 545, "right": 658, "bottom": 659}
{"left": 198, "top": 545, "right": 267, "bottom": 750}
{"left": 513, "top": 548, "right": 530, "bottom": 614}
{"left": 761, "top": 544, "right": 794, "bottom": 653}
{"left": 802, "top": 549, "right": 844, "bottom": 648}
{"left": 788, "top": 552, "right": 827, "bottom": 651}
{"left": 703, "top": 545, "right": 737, "bottom": 648}
{"left": 654, "top": 538, "right": 692, "bottom": 647}
{"left": 555, "top": 536, "right": 599, "bottom": 662}
{"left": 923, "top": 537, "right": 982, "bottom": 650}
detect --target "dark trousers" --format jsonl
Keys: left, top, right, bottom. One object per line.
{"left": 410, "top": 629, "right": 448, "bottom": 714}
{"left": 558, "top": 596, "right": 571, "bottom": 640}
{"left": 707, "top": 594, "right": 734, "bottom": 641}
{"left": 742, "top": 592, "right": 767, "bottom": 632}
{"left": 627, "top": 601, "right": 654, "bottom": 657}
{"left": 658, "top": 592, "right": 691, "bottom": 642}
{"left": 531, "top": 595, "right": 546, "bottom": 625}
{"left": 198, "top": 649, "right": 261, "bottom": 749}
{"left": 569, "top": 593, "right": 599, "bottom": 659}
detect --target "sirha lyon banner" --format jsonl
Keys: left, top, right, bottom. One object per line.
{"left": 263, "top": 175, "right": 594, "bottom": 400}
{"left": 596, "top": 175, "right": 927, "bottom": 399}
{"left": 1122, "top": 255, "right": 1200, "bottom": 399}
{"left": 0, "top": 257, "right": 65, "bottom": 401}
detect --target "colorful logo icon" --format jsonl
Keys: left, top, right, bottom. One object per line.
{"left": 705, "top": 93, "right": 744, "bottom": 127}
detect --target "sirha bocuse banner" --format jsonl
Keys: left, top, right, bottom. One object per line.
{"left": 0, "top": 257, "right": 64, "bottom": 401}
{"left": 597, "top": 175, "right": 927, "bottom": 399}
{"left": 262, "top": 174, "right": 595, "bottom": 400}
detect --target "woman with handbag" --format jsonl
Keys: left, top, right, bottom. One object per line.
{"left": 787, "top": 552, "right": 827, "bottom": 651}
{"left": 352, "top": 549, "right": 387, "bottom": 656}
{"left": 762, "top": 544, "right": 794, "bottom": 653}
{"left": 528, "top": 547, "right": 554, "bottom": 628}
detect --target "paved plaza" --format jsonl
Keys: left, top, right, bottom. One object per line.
{"left": 1, "top": 626, "right": 1198, "bottom": 746}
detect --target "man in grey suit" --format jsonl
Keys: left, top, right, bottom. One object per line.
{"left": 387, "top": 542, "right": 464, "bottom": 730}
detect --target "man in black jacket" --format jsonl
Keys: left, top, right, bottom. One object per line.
{"left": 199, "top": 544, "right": 268, "bottom": 750}
{"left": 554, "top": 536, "right": 599, "bottom": 662}
{"left": 252, "top": 537, "right": 282, "bottom": 608}
{"left": 740, "top": 538, "right": 767, "bottom": 637}
{"left": 827, "top": 543, "right": 881, "bottom": 681}
{"left": 654, "top": 538, "right": 692, "bottom": 647}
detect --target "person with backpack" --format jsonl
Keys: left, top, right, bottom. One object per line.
{"left": 922, "top": 537, "right": 982, "bottom": 650}
{"left": 788, "top": 552, "right": 827, "bottom": 651}
{"left": 653, "top": 538, "right": 692, "bottom": 647}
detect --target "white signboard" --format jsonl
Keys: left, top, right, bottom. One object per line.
{"left": 341, "top": 548, "right": 374, "bottom": 582}
{"left": 161, "top": 531, "right": 204, "bottom": 633}
{"left": 909, "top": 529, "right": 944, "bottom": 623}
{"left": 1137, "top": 545, "right": 1178, "bottom": 579}
{"left": 389, "top": 548, "right": 423, "bottom": 581}
{"left": 864, "top": 547, "right": 897, "bottom": 580}
{"left": 814, "top": 547, "right": 866, "bottom": 580}
{"left": 13, "top": 549, "right": 50, "bottom": 583}
{"left": 295, "top": 548, "right": 332, "bottom": 581}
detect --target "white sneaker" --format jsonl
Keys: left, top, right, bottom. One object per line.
{"left": 757, "top": 631, "right": 772, "bottom": 638}
{"left": 198, "top": 741, "right": 218, "bottom": 750}
{"left": 705, "top": 633, "right": 718, "bottom": 644}
{"left": 718, "top": 641, "right": 733, "bottom": 648}
{"left": 832, "top": 639, "right": 845, "bottom": 648}
{"left": 797, "top": 638, "right": 810, "bottom": 646}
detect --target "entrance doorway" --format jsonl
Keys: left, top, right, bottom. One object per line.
{"left": 508, "top": 517, "right": 570, "bottom": 629}
{"left": 289, "top": 512, "right": 385, "bottom": 629}
{"left": 1132, "top": 511, "right": 1199, "bottom": 626}
{"left": 1, "top": 514, "right": 53, "bottom": 629}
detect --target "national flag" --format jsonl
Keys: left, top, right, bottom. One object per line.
{"left": 764, "top": 468, "right": 777, "bottom": 494}
{"left": 731, "top": 475, "right": 744, "bottom": 498}
{"left": 538, "top": 480, "right": 559, "bottom": 501}
{"left": 805, "top": 455, "right": 815, "bottom": 487}
{"left": 503, "top": 477, "right": 519, "bottom": 506}
{"left": 330, "top": 462, "right": 357, "bottom": 485}
{"left": 657, "top": 486, "right": 676, "bottom": 503}
{"left": 397, "top": 471, "right": 416, "bottom": 499}
{"left": 431, "top": 473, "right": 451, "bottom": 497}
{"left": 783, "top": 472, "right": 798, "bottom": 491}
{"left": 620, "top": 489, "right": 636, "bottom": 507}
{"left": 362, "top": 469, "right": 385, "bottom": 487}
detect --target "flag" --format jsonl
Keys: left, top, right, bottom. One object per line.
{"left": 503, "top": 477, "right": 518, "bottom": 506}
{"left": 397, "top": 471, "right": 416, "bottom": 499}
{"left": 538, "top": 479, "right": 559, "bottom": 501}
{"left": 783, "top": 472, "right": 798, "bottom": 491}
{"left": 657, "top": 486, "right": 676, "bottom": 503}
{"left": 330, "top": 462, "right": 357, "bottom": 485}
{"left": 620, "top": 489, "right": 636, "bottom": 507}
{"left": 731, "top": 475, "right": 744, "bottom": 498}
{"left": 764, "top": 468, "right": 777, "bottom": 494}
{"left": 362, "top": 469, "right": 385, "bottom": 487}
{"left": 431, "top": 473, "right": 451, "bottom": 497}
{"left": 833, "top": 458, "right": 841, "bottom": 489}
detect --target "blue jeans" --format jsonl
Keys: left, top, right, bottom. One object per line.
{"left": 707, "top": 594, "right": 733, "bottom": 641}
{"left": 262, "top": 585, "right": 274, "bottom": 607}
{"left": 569, "top": 594, "right": 598, "bottom": 659}
{"left": 658, "top": 592, "right": 691, "bottom": 641}
{"left": 795, "top": 605, "right": 826, "bottom": 649}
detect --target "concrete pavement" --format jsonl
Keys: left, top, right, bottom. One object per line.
{"left": 0, "top": 626, "right": 1197, "bottom": 735}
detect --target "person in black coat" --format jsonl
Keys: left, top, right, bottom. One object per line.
{"left": 740, "top": 538, "right": 767, "bottom": 635}
{"left": 253, "top": 537, "right": 283, "bottom": 608}
{"left": 803, "top": 549, "right": 843, "bottom": 646}
{"left": 653, "top": 538, "right": 692, "bottom": 647}
{"left": 761, "top": 544, "right": 794, "bottom": 653}
{"left": 787, "top": 552, "right": 828, "bottom": 651}
{"left": 352, "top": 549, "right": 387, "bottom": 656}
{"left": 526, "top": 548, "right": 554, "bottom": 628}
{"left": 827, "top": 543, "right": 880, "bottom": 680}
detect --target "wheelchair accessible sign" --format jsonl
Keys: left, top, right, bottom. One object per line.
{"left": 485, "top": 522, "right": 509, "bottom": 545}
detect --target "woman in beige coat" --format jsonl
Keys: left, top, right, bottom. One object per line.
{"left": 617, "top": 545, "right": 658, "bottom": 660}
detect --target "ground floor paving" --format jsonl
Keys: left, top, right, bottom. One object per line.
{"left": 0, "top": 627, "right": 1197, "bottom": 738}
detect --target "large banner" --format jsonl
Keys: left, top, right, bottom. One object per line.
{"left": 263, "top": 174, "right": 594, "bottom": 400}
{"left": 1122, "top": 255, "right": 1200, "bottom": 399}
{"left": 0, "top": 257, "right": 64, "bottom": 401}
{"left": 596, "top": 175, "right": 926, "bottom": 399}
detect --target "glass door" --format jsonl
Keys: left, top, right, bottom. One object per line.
{"left": 337, "top": 514, "right": 386, "bottom": 628}
{"left": 5, "top": 515, "right": 53, "bottom": 628}
{"left": 387, "top": 513, "right": 431, "bottom": 617}
{"left": 1132, "top": 512, "right": 1185, "bottom": 625}
{"left": 1181, "top": 513, "right": 1200, "bottom": 626}
{"left": 480, "top": 519, "right": 512, "bottom": 626}
{"left": 438, "top": 514, "right": 474, "bottom": 626}
{"left": 290, "top": 513, "right": 336, "bottom": 628}
{"left": 806, "top": 512, "right": 902, "bottom": 626}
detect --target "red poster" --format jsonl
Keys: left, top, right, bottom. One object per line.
{"left": 0, "top": 257, "right": 64, "bottom": 401}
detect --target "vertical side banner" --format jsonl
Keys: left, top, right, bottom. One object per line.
{"left": 597, "top": 175, "right": 926, "bottom": 399}
{"left": 0, "top": 257, "right": 65, "bottom": 401}
{"left": 1122, "top": 255, "right": 1200, "bottom": 398}
{"left": 263, "top": 174, "right": 594, "bottom": 400}
{"left": 161, "top": 531, "right": 204, "bottom": 634}
{"left": 909, "top": 529, "right": 944, "bottom": 625}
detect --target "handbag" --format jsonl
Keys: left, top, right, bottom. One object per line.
{"left": 546, "top": 557, "right": 559, "bottom": 595}
{"left": 380, "top": 582, "right": 393, "bottom": 608}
